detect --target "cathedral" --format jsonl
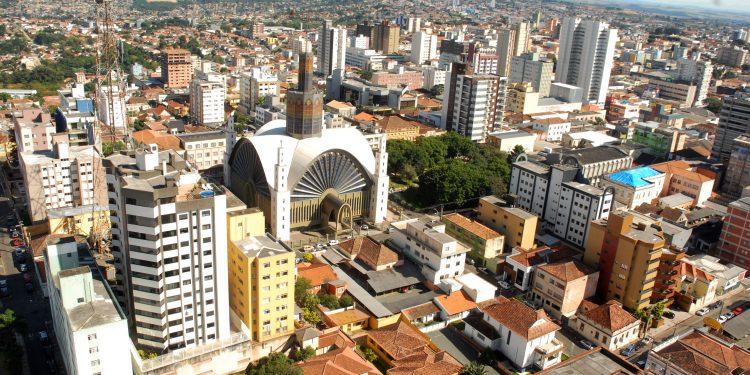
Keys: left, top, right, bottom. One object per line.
{"left": 227, "top": 54, "right": 389, "bottom": 241}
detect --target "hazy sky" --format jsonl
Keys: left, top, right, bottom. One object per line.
{"left": 639, "top": 0, "right": 749, "bottom": 11}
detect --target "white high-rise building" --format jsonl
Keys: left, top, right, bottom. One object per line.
{"left": 239, "top": 68, "right": 279, "bottom": 114}
{"left": 290, "top": 36, "right": 314, "bottom": 67}
{"left": 496, "top": 22, "right": 529, "bottom": 77}
{"left": 318, "top": 20, "right": 347, "bottom": 76}
{"left": 556, "top": 18, "right": 618, "bottom": 105}
{"left": 97, "top": 84, "right": 127, "bottom": 130}
{"left": 105, "top": 146, "right": 231, "bottom": 352}
{"left": 45, "top": 236, "right": 133, "bottom": 375}
{"left": 509, "top": 53, "right": 554, "bottom": 97}
{"left": 676, "top": 59, "right": 713, "bottom": 107}
{"left": 349, "top": 34, "right": 370, "bottom": 49}
{"left": 190, "top": 70, "right": 226, "bottom": 126}
{"left": 411, "top": 31, "right": 438, "bottom": 65}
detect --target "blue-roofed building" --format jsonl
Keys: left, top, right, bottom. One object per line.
{"left": 601, "top": 166, "right": 665, "bottom": 209}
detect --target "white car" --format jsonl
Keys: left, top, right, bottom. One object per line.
{"left": 718, "top": 315, "right": 729, "bottom": 324}
{"left": 498, "top": 280, "right": 511, "bottom": 290}
{"left": 328, "top": 240, "right": 339, "bottom": 246}
{"left": 696, "top": 307, "right": 710, "bottom": 316}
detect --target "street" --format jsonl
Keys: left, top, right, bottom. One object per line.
{"left": 0, "top": 197, "right": 61, "bottom": 375}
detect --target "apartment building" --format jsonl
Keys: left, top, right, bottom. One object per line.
{"left": 509, "top": 53, "right": 553, "bottom": 97}
{"left": 675, "top": 59, "right": 713, "bottom": 107}
{"left": 370, "top": 67, "right": 423, "bottom": 90}
{"left": 318, "top": 20, "right": 347, "bottom": 76}
{"left": 531, "top": 117, "right": 571, "bottom": 142}
{"left": 45, "top": 237, "right": 132, "bottom": 375}
{"left": 190, "top": 71, "right": 226, "bottom": 126}
{"left": 651, "top": 161, "right": 715, "bottom": 207}
{"left": 600, "top": 166, "right": 666, "bottom": 209}
{"left": 227, "top": 235, "right": 295, "bottom": 342}
{"left": 723, "top": 135, "right": 750, "bottom": 197}
{"left": 716, "top": 46, "right": 748, "bottom": 68}
{"left": 496, "top": 22, "right": 530, "bottom": 76}
{"left": 371, "top": 21, "right": 400, "bottom": 54}
{"left": 177, "top": 130, "right": 225, "bottom": 172}
{"left": 716, "top": 197, "right": 750, "bottom": 270}
{"left": 712, "top": 91, "right": 750, "bottom": 161}
{"left": 161, "top": 49, "right": 193, "bottom": 88}
{"left": 584, "top": 212, "right": 665, "bottom": 311}
{"left": 390, "top": 219, "right": 469, "bottom": 285}
{"left": 411, "top": 31, "right": 437, "bottom": 65}
{"left": 530, "top": 260, "right": 598, "bottom": 319}
{"left": 553, "top": 182, "right": 614, "bottom": 247}
{"left": 105, "top": 145, "right": 230, "bottom": 352}
{"left": 97, "top": 83, "right": 128, "bottom": 131}
{"left": 14, "top": 109, "right": 55, "bottom": 153}
{"left": 477, "top": 196, "right": 537, "bottom": 253}
{"left": 631, "top": 121, "right": 686, "bottom": 157}
{"left": 442, "top": 213, "right": 504, "bottom": 267}
{"left": 556, "top": 18, "right": 617, "bottom": 105}
{"left": 239, "top": 68, "right": 279, "bottom": 114}
{"left": 20, "top": 141, "right": 106, "bottom": 223}
{"left": 468, "top": 44, "right": 498, "bottom": 75}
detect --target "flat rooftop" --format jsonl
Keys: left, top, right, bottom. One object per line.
{"left": 234, "top": 235, "right": 290, "bottom": 259}
{"left": 539, "top": 348, "right": 640, "bottom": 374}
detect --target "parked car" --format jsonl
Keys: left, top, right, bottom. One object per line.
{"left": 466, "top": 258, "right": 475, "bottom": 266}
{"left": 718, "top": 315, "right": 729, "bottom": 324}
{"left": 723, "top": 312, "right": 735, "bottom": 321}
{"left": 24, "top": 282, "right": 33, "bottom": 293}
{"left": 360, "top": 224, "right": 369, "bottom": 231}
{"left": 696, "top": 307, "right": 710, "bottom": 316}
{"left": 13, "top": 248, "right": 24, "bottom": 258}
{"left": 498, "top": 280, "right": 511, "bottom": 290}
{"left": 579, "top": 340, "right": 594, "bottom": 350}
{"left": 19, "top": 263, "right": 28, "bottom": 272}
{"left": 621, "top": 345, "right": 637, "bottom": 357}
{"left": 385, "top": 227, "right": 394, "bottom": 234}
{"left": 38, "top": 331, "right": 49, "bottom": 344}
{"left": 328, "top": 240, "right": 339, "bottom": 246}
{"left": 11, "top": 239, "right": 23, "bottom": 247}
{"left": 302, "top": 245, "right": 314, "bottom": 252}
{"left": 663, "top": 311, "right": 675, "bottom": 319}
{"left": 733, "top": 307, "right": 743, "bottom": 316}
{"left": 641, "top": 336, "right": 653, "bottom": 345}
{"left": 636, "top": 360, "right": 647, "bottom": 369}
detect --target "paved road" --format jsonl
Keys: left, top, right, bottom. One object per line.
{"left": 0, "top": 198, "right": 61, "bottom": 374}
{"left": 428, "top": 328, "right": 501, "bottom": 375}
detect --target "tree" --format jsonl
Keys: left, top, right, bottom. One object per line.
{"left": 651, "top": 302, "right": 665, "bottom": 320}
{"left": 430, "top": 84, "right": 444, "bottom": 97}
{"left": 705, "top": 97, "right": 722, "bottom": 114}
{"left": 461, "top": 362, "right": 488, "bottom": 375}
{"left": 419, "top": 159, "right": 488, "bottom": 205}
{"left": 302, "top": 307, "right": 321, "bottom": 325}
{"left": 133, "top": 119, "right": 146, "bottom": 131}
{"left": 319, "top": 293, "right": 340, "bottom": 310}
{"left": 360, "top": 346, "right": 378, "bottom": 362}
{"left": 0, "top": 93, "right": 10, "bottom": 102}
{"left": 359, "top": 70, "right": 373, "bottom": 80}
{"left": 508, "top": 144, "right": 525, "bottom": 163}
{"left": 302, "top": 252, "right": 314, "bottom": 262}
{"left": 294, "top": 346, "right": 316, "bottom": 361}
{"left": 339, "top": 294, "right": 353, "bottom": 308}
{"left": 295, "top": 277, "right": 313, "bottom": 305}
{"left": 245, "top": 352, "right": 302, "bottom": 375}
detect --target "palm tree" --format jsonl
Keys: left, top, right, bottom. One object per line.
{"left": 461, "top": 362, "right": 487, "bottom": 375}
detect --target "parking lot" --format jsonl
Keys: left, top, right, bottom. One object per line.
{"left": 427, "top": 328, "right": 501, "bottom": 375}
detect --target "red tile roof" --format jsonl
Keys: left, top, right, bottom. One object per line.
{"left": 655, "top": 331, "right": 750, "bottom": 374}
{"left": 299, "top": 346, "right": 381, "bottom": 375}
{"left": 442, "top": 213, "right": 502, "bottom": 240}
{"left": 482, "top": 297, "right": 560, "bottom": 340}
{"left": 537, "top": 261, "right": 595, "bottom": 282}
{"left": 338, "top": 237, "right": 399, "bottom": 270}
{"left": 298, "top": 263, "right": 339, "bottom": 287}
{"left": 581, "top": 300, "right": 638, "bottom": 333}
{"left": 434, "top": 291, "right": 477, "bottom": 316}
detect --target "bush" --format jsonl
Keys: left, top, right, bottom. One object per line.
{"left": 339, "top": 294, "right": 353, "bottom": 308}
{"left": 319, "top": 293, "right": 340, "bottom": 310}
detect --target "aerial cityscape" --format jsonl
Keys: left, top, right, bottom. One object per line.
{"left": 1, "top": 0, "right": 750, "bottom": 374}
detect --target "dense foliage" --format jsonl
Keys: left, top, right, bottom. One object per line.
{"left": 245, "top": 352, "right": 302, "bottom": 375}
{"left": 388, "top": 132, "right": 512, "bottom": 207}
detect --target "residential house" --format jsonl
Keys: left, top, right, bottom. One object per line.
{"left": 298, "top": 346, "right": 382, "bottom": 375}
{"left": 570, "top": 300, "right": 640, "bottom": 352}
{"left": 298, "top": 263, "right": 341, "bottom": 295}
{"left": 645, "top": 331, "right": 750, "bottom": 375}
{"left": 651, "top": 161, "right": 715, "bottom": 207}
{"left": 433, "top": 290, "right": 477, "bottom": 322}
{"left": 503, "top": 246, "right": 579, "bottom": 292}
{"left": 401, "top": 302, "right": 441, "bottom": 326}
{"left": 531, "top": 261, "right": 599, "bottom": 319}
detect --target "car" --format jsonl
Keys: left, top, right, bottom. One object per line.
{"left": 24, "top": 282, "right": 33, "bottom": 293}
{"left": 718, "top": 315, "right": 729, "bottom": 324}
{"left": 579, "top": 340, "right": 594, "bottom": 350}
{"left": 14, "top": 248, "right": 24, "bottom": 258}
{"left": 621, "top": 344, "right": 637, "bottom": 357}
{"left": 498, "top": 280, "right": 511, "bottom": 290}
{"left": 315, "top": 243, "right": 325, "bottom": 249}
{"left": 696, "top": 307, "right": 710, "bottom": 316}
{"left": 0, "top": 287, "right": 9, "bottom": 298}
{"left": 19, "top": 263, "right": 28, "bottom": 272}
{"left": 328, "top": 240, "right": 339, "bottom": 246}
{"left": 636, "top": 360, "right": 647, "bottom": 369}
{"left": 466, "top": 258, "right": 475, "bottom": 266}
{"left": 361, "top": 224, "right": 369, "bottom": 231}
{"left": 302, "top": 245, "right": 314, "bottom": 252}
{"left": 385, "top": 227, "right": 394, "bottom": 234}
{"left": 733, "top": 307, "right": 743, "bottom": 316}
{"left": 38, "top": 331, "right": 49, "bottom": 343}
{"left": 641, "top": 336, "right": 653, "bottom": 345}
{"left": 11, "top": 239, "right": 23, "bottom": 247}
{"left": 0, "top": 280, "right": 7, "bottom": 289}
{"left": 723, "top": 312, "right": 735, "bottom": 321}
{"left": 663, "top": 311, "right": 675, "bottom": 319}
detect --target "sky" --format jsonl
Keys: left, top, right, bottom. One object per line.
{"left": 636, "top": 0, "right": 749, "bottom": 11}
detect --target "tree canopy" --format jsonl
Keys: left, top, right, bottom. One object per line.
{"left": 245, "top": 352, "right": 302, "bottom": 375}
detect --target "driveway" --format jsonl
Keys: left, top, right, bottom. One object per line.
{"left": 427, "top": 327, "right": 501, "bottom": 375}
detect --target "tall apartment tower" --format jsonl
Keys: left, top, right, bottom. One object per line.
{"left": 555, "top": 18, "right": 618, "bottom": 105}
{"left": 723, "top": 135, "right": 750, "bottom": 198}
{"left": 161, "top": 49, "right": 193, "bottom": 88}
{"left": 372, "top": 21, "right": 401, "bottom": 54}
{"left": 712, "top": 92, "right": 750, "bottom": 161}
{"left": 318, "top": 20, "right": 347, "bottom": 76}
{"left": 239, "top": 68, "right": 279, "bottom": 114}
{"left": 441, "top": 63, "right": 507, "bottom": 142}
{"left": 190, "top": 70, "right": 226, "bottom": 126}
{"left": 676, "top": 58, "right": 713, "bottom": 107}
{"left": 496, "top": 22, "right": 530, "bottom": 77}
{"left": 97, "top": 83, "right": 128, "bottom": 131}
{"left": 509, "top": 53, "right": 554, "bottom": 97}
{"left": 716, "top": 197, "right": 750, "bottom": 270}
{"left": 411, "top": 31, "right": 438, "bottom": 65}
{"left": 286, "top": 53, "right": 323, "bottom": 139}
{"left": 105, "top": 146, "right": 230, "bottom": 352}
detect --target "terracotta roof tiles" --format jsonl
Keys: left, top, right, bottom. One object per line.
{"left": 482, "top": 297, "right": 560, "bottom": 340}
{"left": 581, "top": 300, "right": 638, "bottom": 333}
{"left": 442, "top": 213, "right": 502, "bottom": 241}
{"left": 538, "top": 261, "right": 595, "bottom": 282}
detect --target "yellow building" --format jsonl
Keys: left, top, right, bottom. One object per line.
{"left": 47, "top": 204, "right": 110, "bottom": 237}
{"left": 227, "top": 207, "right": 266, "bottom": 242}
{"left": 442, "top": 213, "right": 504, "bottom": 267}
{"left": 584, "top": 212, "right": 664, "bottom": 311}
{"left": 476, "top": 196, "right": 537, "bottom": 251}
{"left": 228, "top": 235, "right": 295, "bottom": 342}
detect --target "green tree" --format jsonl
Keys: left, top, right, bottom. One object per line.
{"left": 245, "top": 352, "right": 302, "bottom": 375}
{"left": 133, "top": 119, "right": 146, "bottom": 131}
{"left": 295, "top": 277, "right": 313, "bottom": 305}
{"left": 461, "top": 362, "right": 487, "bottom": 375}
{"left": 440, "top": 131, "right": 476, "bottom": 159}
{"left": 359, "top": 70, "right": 373, "bottom": 80}
{"left": 704, "top": 97, "right": 722, "bottom": 114}
{"left": 319, "top": 293, "right": 340, "bottom": 310}
{"left": 339, "top": 294, "right": 353, "bottom": 308}
{"left": 294, "top": 346, "right": 316, "bottom": 361}
{"left": 651, "top": 302, "right": 665, "bottom": 320}
{"left": 430, "top": 84, "right": 444, "bottom": 97}
{"left": 0, "top": 93, "right": 10, "bottom": 102}
{"left": 419, "top": 159, "right": 488, "bottom": 205}
{"left": 302, "top": 252, "right": 314, "bottom": 262}
{"left": 360, "top": 346, "right": 378, "bottom": 362}
{"left": 508, "top": 144, "right": 525, "bottom": 163}
{"left": 302, "top": 307, "right": 321, "bottom": 325}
